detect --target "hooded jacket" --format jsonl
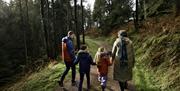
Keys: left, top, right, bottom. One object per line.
{"left": 74, "top": 50, "right": 94, "bottom": 73}
{"left": 112, "top": 36, "right": 135, "bottom": 82}
{"left": 94, "top": 52, "right": 111, "bottom": 76}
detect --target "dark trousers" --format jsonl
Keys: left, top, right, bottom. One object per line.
{"left": 119, "top": 81, "right": 127, "bottom": 91}
{"left": 78, "top": 72, "right": 90, "bottom": 91}
{"left": 60, "top": 62, "right": 76, "bottom": 83}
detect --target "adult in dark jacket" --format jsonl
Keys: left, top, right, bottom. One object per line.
{"left": 74, "top": 45, "right": 95, "bottom": 91}
{"left": 58, "top": 31, "right": 76, "bottom": 87}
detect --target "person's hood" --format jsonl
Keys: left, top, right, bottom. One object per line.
{"left": 116, "top": 37, "right": 132, "bottom": 45}
{"left": 118, "top": 30, "right": 127, "bottom": 38}
{"left": 78, "top": 50, "right": 88, "bottom": 54}
{"left": 77, "top": 50, "right": 89, "bottom": 59}
{"left": 117, "top": 30, "right": 132, "bottom": 44}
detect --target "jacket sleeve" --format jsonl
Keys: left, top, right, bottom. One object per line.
{"left": 61, "top": 38, "right": 66, "bottom": 60}
{"left": 74, "top": 54, "right": 80, "bottom": 65}
{"left": 90, "top": 55, "right": 96, "bottom": 65}
{"left": 66, "top": 39, "right": 75, "bottom": 60}
{"left": 107, "top": 57, "right": 112, "bottom": 66}
{"left": 93, "top": 52, "right": 98, "bottom": 64}
{"left": 112, "top": 39, "right": 118, "bottom": 61}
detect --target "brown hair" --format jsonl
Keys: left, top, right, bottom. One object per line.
{"left": 68, "top": 31, "right": 73, "bottom": 36}
{"left": 80, "top": 45, "right": 87, "bottom": 50}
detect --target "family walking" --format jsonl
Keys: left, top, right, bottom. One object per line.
{"left": 58, "top": 30, "right": 135, "bottom": 91}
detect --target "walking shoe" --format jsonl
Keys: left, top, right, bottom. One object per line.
{"left": 58, "top": 81, "right": 64, "bottom": 87}
{"left": 71, "top": 81, "right": 76, "bottom": 86}
{"left": 124, "top": 82, "right": 128, "bottom": 89}
{"left": 87, "top": 85, "right": 91, "bottom": 90}
{"left": 98, "top": 77, "right": 101, "bottom": 82}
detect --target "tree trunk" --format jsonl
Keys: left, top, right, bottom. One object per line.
{"left": 143, "top": 0, "right": 146, "bottom": 20}
{"left": 176, "top": 0, "right": 180, "bottom": 16}
{"left": 81, "top": 0, "right": 85, "bottom": 44}
{"left": 40, "top": 0, "right": 50, "bottom": 59}
{"left": 74, "top": 0, "right": 80, "bottom": 50}
{"left": 67, "top": 1, "right": 73, "bottom": 32}
{"left": 135, "top": 0, "right": 139, "bottom": 31}
{"left": 45, "top": 0, "right": 54, "bottom": 59}
{"left": 19, "top": 0, "right": 28, "bottom": 65}
{"left": 24, "top": 0, "right": 32, "bottom": 63}
{"left": 25, "top": 0, "right": 29, "bottom": 27}
{"left": 51, "top": 0, "right": 58, "bottom": 59}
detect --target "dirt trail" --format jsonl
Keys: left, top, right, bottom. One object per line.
{"left": 55, "top": 38, "right": 136, "bottom": 91}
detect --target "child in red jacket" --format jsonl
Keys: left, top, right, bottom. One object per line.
{"left": 94, "top": 47, "right": 112, "bottom": 91}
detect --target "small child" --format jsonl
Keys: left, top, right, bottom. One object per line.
{"left": 94, "top": 47, "right": 112, "bottom": 91}
{"left": 74, "top": 45, "right": 95, "bottom": 91}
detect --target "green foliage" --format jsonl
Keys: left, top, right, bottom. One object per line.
{"left": 139, "top": 0, "right": 176, "bottom": 18}
{"left": 0, "top": 0, "right": 93, "bottom": 86}
{"left": 93, "top": 0, "right": 133, "bottom": 35}
{"left": 54, "top": 0, "right": 72, "bottom": 36}
{"left": 4, "top": 63, "right": 64, "bottom": 91}
{"left": 0, "top": 0, "right": 60, "bottom": 86}
{"left": 133, "top": 33, "right": 180, "bottom": 91}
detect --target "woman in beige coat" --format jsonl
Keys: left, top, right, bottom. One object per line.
{"left": 111, "top": 30, "right": 135, "bottom": 91}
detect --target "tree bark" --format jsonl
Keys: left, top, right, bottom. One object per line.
{"left": 19, "top": 0, "right": 28, "bottom": 64}
{"left": 143, "top": 0, "right": 146, "bottom": 20}
{"left": 45, "top": 0, "right": 56, "bottom": 59}
{"left": 74, "top": 0, "right": 80, "bottom": 50}
{"left": 135, "top": 0, "right": 139, "bottom": 31}
{"left": 51, "top": 0, "right": 58, "bottom": 59}
{"left": 40, "top": 0, "right": 50, "bottom": 58}
{"left": 45, "top": 0, "right": 52, "bottom": 59}
{"left": 176, "top": 0, "right": 180, "bottom": 16}
{"left": 81, "top": 0, "right": 85, "bottom": 44}
{"left": 25, "top": 0, "right": 34, "bottom": 66}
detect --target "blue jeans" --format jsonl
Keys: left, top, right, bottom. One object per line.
{"left": 60, "top": 61, "right": 76, "bottom": 83}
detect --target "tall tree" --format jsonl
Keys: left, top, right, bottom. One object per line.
{"left": 176, "top": 0, "right": 180, "bottom": 16}
{"left": 74, "top": 0, "right": 80, "bottom": 49}
{"left": 19, "top": 0, "right": 28, "bottom": 64}
{"left": 93, "top": 0, "right": 133, "bottom": 34}
{"left": 135, "top": 0, "right": 139, "bottom": 31}
{"left": 40, "top": 0, "right": 50, "bottom": 59}
{"left": 51, "top": 0, "right": 58, "bottom": 59}
{"left": 139, "top": 0, "right": 147, "bottom": 20}
{"left": 81, "top": 0, "right": 85, "bottom": 44}
{"left": 93, "top": 0, "right": 106, "bottom": 28}
{"left": 45, "top": 0, "right": 52, "bottom": 59}
{"left": 24, "top": 0, "right": 31, "bottom": 66}
{"left": 85, "top": 4, "right": 92, "bottom": 29}
{"left": 143, "top": 0, "right": 147, "bottom": 19}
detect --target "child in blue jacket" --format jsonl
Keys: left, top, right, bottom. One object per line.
{"left": 74, "top": 45, "right": 95, "bottom": 91}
